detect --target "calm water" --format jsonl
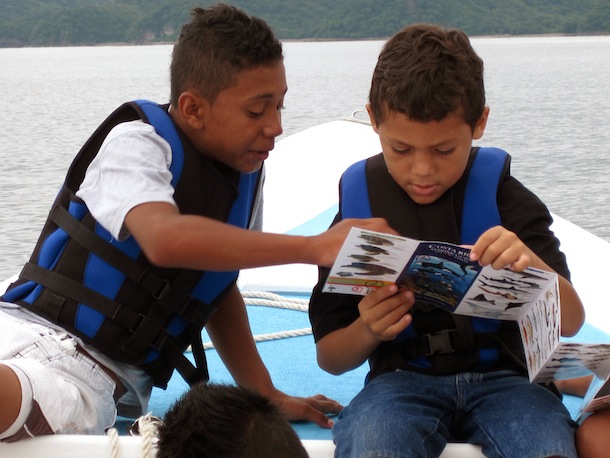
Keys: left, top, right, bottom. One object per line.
{"left": 1, "top": 37, "right": 609, "bottom": 278}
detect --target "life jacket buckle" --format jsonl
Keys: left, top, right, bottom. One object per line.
{"left": 423, "top": 329, "right": 457, "bottom": 356}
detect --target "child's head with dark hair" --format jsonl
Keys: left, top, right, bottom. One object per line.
{"left": 156, "top": 383, "right": 308, "bottom": 458}
{"left": 170, "top": 4, "right": 283, "bottom": 107}
{"left": 368, "top": 23, "right": 485, "bottom": 131}
{"left": 365, "top": 23, "right": 490, "bottom": 206}
{"left": 168, "top": 3, "right": 286, "bottom": 175}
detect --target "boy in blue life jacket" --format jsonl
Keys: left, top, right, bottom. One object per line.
{"left": 308, "top": 23, "right": 586, "bottom": 458}
{"left": 0, "top": 4, "right": 392, "bottom": 443}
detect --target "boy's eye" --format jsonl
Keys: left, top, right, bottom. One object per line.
{"left": 436, "top": 147, "right": 455, "bottom": 155}
{"left": 392, "top": 146, "right": 411, "bottom": 154}
{"left": 248, "top": 104, "right": 284, "bottom": 118}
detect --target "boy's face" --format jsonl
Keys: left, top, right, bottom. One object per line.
{"left": 190, "top": 61, "right": 287, "bottom": 174}
{"left": 368, "top": 105, "right": 489, "bottom": 205}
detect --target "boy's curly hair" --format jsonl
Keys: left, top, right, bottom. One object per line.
{"left": 369, "top": 23, "right": 485, "bottom": 131}
{"left": 170, "top": 4, "right": 283, "bottom": 106}
{"left": 156, "top": 383, "right": 308, "bottom": 458}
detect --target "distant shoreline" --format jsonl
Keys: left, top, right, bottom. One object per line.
{"left": 2, "top": 32, "right": 609, "bottom": 49}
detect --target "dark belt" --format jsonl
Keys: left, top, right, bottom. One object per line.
{"left": 76, "top": 344, "right": 127, "bottom": 403}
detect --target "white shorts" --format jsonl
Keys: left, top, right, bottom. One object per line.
{"left": 0, "top": 306, "right": 117, "bottom": 441}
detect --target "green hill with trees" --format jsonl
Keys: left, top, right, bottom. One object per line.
{"left": 1, "top": 0, "right": 608, "bottom": 47}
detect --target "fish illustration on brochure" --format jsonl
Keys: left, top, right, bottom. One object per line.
{"left": 323, "top": 228, "right": 610, "bottom": 404}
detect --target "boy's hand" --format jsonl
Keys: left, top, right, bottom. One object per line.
{"left": 469, "top": 226, "right": 533, "bottom": 271}
{"left": 268, "top": 390, "right": 343, "bottom": 428}
{"left": 470, "top": 226, "right": 585, "bottom": 337}
{"left": 308, "top": 218, "right": 397, "bottom": 268}
{"left": 358, "top": 284, "right": 414, "bottom": 342}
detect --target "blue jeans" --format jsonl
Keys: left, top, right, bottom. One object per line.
{"left": 332, "top": 370, "right": 577, "bottom": 458}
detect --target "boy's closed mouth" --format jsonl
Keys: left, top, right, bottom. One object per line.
{"left": 411, "top": 184, "right": 438, "bottom": 196}
{"left": 250, "top": 150, "right": 270, "bottom": 160}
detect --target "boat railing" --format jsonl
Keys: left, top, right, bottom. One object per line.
{"left": 345, "top": 109, "right": 371, "bottom": 125}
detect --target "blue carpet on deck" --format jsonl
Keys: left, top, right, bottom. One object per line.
{"left": 114, "top": 306, "right": 609, "bottom": 439}
{"left": 115, "top": 301, "right": 368, "bottom": 439}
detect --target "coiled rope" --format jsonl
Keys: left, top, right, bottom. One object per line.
{"left": 107, "top": 413, "right": 162, "bottom": 458}
{"left": 202, "top": 290, "right": 313, "bottom": 349}
{"left": 106, "top": 290, "right": 311, "bottom": 457}
{"left": 107, "top": 427, "right": 120, "bottom": 458}
{"left": 136, "top": 414, "right": 162, "bottom": 458}
{"left": 242, "top": 290, "right": 309, "bottom": 310}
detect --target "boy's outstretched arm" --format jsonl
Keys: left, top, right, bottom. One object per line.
{"left": 470, "top": 226, "right": 585, "bottom": 336}
{"left": 125, "top": 202, "right": 394, "bottom": 271}
{"left": 205, "top": 284, "right": 342, "bottom": 428}
{"left": 316, "top": 285, "right": 414, "bottom": 375}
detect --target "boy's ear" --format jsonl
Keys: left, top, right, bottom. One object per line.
{"left": 177, "top": 91, "right": 209, "bottom": 130}
{"left": 473, "top": 106, "right": 490, "bottom": 140}
{"left": 365, "top": 103, "right": 379, "bottom": 132}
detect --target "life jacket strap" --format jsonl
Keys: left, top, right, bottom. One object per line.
{"left": 460, "top": 147, "right": 508, "bottom": 245}
{"left": 19, "top": 259, "right": 215, "bottom": 388}
{"left": 120, "top": 269, "right": 215, "bottom": 358}
{"left": 373, "top": 330, "right": 526, "bottom": 379}
{"left": 50, "top": 204, "right": 171, "bottom": 300}
{"left": 145, "top": 326, "right": 210, "bottom": 387}
{"left": 20, "top": 262, "right": 144, "bottom": 330}
{"left": 190, "top": 325, "right": 209, "bottom": 379}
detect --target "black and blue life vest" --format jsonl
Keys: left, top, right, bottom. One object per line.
{"left": 1, "top": 100, "right": 262, "bottom": 388}
{"left": 340, "top": 147, "right": 526, "bottom": 376}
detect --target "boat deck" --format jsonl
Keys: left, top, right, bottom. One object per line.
{"left": 2, "top": 119, "right": 609, "bottom": 457}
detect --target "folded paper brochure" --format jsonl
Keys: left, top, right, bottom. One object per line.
{"left": 324, "top": 227, "right": 610, "bottom": 418}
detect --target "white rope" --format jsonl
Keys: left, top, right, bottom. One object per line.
{"left": 241, "top": 290, "right": 309, "bottom": 310}
{"left": 243, "top": 297, "right": 308, "bottom": 311}
{"left": 195, "top": 290, "right": 313, "bottom": 350}
{"left": 203, "top": 327, "right": 312, "bottom": 350}
{"left": 136, "top": 413, "right": 162, "bottom": 458}
{"left": 106, "top": 427, "right": 121, "bottom": 458}
{"left": 241, "top": 290, "right": 307, "bottom": 302}
{"left": 105, "top": 414, "right": 161, "bottom": 458}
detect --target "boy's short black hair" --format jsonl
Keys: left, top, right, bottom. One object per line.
{"left": 156, "top": 382, "right": 308, "bottom": 458}
{"left": 369, "top": 23, "right": 485, "bottom": 131}
{"left": 170, "top": 4, "right": 283, "bottom": 106}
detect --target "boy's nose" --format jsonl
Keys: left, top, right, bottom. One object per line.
{"left": 411, "top": 150, "right": 434, "bottom": 176}
{"left": 263, "top": 110, "right": 283, "bottom": 138}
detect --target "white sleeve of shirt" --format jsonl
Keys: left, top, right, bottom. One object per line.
{"left": 75, "top": 119, "right": 176, "bottom": 241}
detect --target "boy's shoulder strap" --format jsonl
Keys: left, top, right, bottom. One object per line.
{"left": 460, "top": 147, "right": 510, "bottom": 245}
{"left": 340, "top": 158, "right": 372, "bottom": 218}
{"left": 132, "top": 99, "right": 184, "bottom": 187}
{"left": 340, "top": 148, "right": 510, "bottom": 244}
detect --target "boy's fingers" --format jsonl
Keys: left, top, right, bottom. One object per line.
{"left": 281, "top": 395, "right": 343, "bottom": 428}
{"left": 306, "top": 394, "right": 343, "bottom": 415}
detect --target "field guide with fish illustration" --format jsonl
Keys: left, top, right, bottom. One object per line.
{"left": 324, "top": 228, "right": 610, "bottom": 403}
